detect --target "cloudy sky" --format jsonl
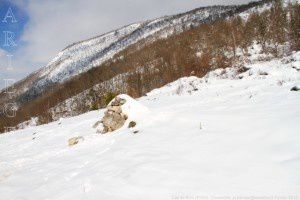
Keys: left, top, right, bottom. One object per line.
{"left": 0, "top": 0, "right": 255, "bottom": 89}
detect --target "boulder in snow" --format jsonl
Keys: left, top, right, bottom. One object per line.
{"left": 97, "top": 94, "right": 149, "bottom": 134}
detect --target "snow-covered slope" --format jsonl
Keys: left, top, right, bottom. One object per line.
{"left": 1, "top": 52, "right": 299, "bottom": 199}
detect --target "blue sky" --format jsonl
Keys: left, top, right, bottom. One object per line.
{"left": 0, "top": 0, "right": 257, "bottom": 90}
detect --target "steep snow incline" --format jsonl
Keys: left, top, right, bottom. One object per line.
{"left": 0, "top": 52, "right": 300, "bottom": 199}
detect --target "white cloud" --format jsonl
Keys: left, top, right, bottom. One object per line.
{"left": 7, "top": 0, "right": 256, "bottom": 86}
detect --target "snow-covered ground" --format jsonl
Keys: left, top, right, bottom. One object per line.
{"left": 0, "top": 52, "right": 300, "bottom": 200}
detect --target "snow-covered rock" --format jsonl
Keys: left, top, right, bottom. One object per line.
{"left": 97, "top": 94, "right": 149, "bottom": 133}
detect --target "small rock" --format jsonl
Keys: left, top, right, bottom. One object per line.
{"left": 128, "top": 121, "right": 137, "bottom": 128}
{"left": 133, "top": 130, "right": 139, "bottom": 134}
{"left": 68, "top": 136, "right": 84, "bottom": 146}
{"left": 237, "top": 66, "right": 250, "bottom": 74}
{"left": 292, "top": 66, "right": 300, "bottom": 71}
{"left": 291, "top": 86, "right": 300, "bottom": 91}
{"left": 259, "top": 71, "right": 268, "bottom": 76}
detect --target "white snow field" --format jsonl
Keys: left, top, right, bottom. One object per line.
{"left": 1, "top": 52, "right": 300, "bottom": 200}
